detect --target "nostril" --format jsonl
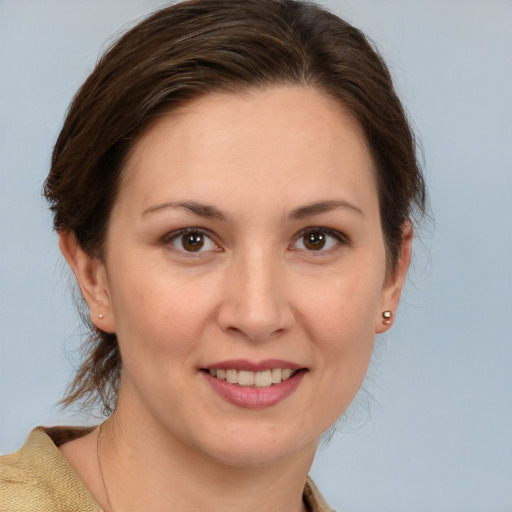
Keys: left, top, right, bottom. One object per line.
{"left": 217, "top": 306, "right": 295, "bottom": 341}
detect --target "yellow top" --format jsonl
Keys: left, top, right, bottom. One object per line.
{"left": 1, "top": 427, "right": 335, "bottom": 512}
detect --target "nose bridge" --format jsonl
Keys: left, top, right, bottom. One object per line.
{"left": 216, "top": 242, "right": 294, "bottom": 340}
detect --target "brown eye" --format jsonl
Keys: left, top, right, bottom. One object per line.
{"left": 303, "top": 231, "right": 326, "bottom": 251}
{"left": 292, "top": 228, "right": 347, "bottom": 253}
{"left": 181, "top": 232, "right": 204, "bottom": 252}
{"left": 166, "top": 229, "right": 220, "bottom": 255}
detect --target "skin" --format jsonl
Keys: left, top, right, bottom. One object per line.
{"left": 59, "top": 86, "right": 412, "bottom": 512}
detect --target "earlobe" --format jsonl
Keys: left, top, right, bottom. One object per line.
{"left": 58, "top": 231, "right": 115, "bottom": 333}
{"left": 375, "top": 222, "right": 413, "bottom": 334}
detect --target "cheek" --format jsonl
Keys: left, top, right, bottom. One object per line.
{"left": 311, "top": 291, "right": 377, "bottom": 377}
{"left": 298, "top": 265, "right": 383, "bottom": 413}
{"left": 300, "top": 265, "right": 383, "bottom": 344}
{"left": 107, "top": 266, "right": 220, "bottom": 366}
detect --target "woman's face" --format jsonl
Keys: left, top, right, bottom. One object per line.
{"left": 75, "top": 87, "right": 410, "bottom": 466}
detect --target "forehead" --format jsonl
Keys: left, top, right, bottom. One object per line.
{"left": 117, "top": 86, "right": 378, "bottom": 218}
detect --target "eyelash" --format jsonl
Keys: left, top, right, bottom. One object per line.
{"left": 161, "top": 227, "right": 350, "bottom": 255}
{"left": 162, "top": 228, "right": 220, "bottom": 254}
{"left": 291, "top": 227, "right": 351, "bottom": 254}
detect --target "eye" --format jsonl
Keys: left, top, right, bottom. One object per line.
{"left": 292, "top": 228, "right": 348, "bottom": 252}
{"left": 164, "top": 229, "right": 220, "bottom": 254}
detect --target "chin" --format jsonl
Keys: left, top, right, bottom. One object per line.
{"left": 196, "top": 422, "right": 320, "bottom": 468}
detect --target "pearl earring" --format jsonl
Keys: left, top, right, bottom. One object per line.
{"left": 382, "top": 310, "right": 393, "bottom": 325}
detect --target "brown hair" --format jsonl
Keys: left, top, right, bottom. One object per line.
{"left": 44, "top": 0, "right": 426, "bottom": 413}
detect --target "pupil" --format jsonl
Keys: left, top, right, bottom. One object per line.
{"left": 305, "top": 231, "right": 325, "bottom": 250}
{"left": 183, "top": 232, "right": 204, "bottom": 252}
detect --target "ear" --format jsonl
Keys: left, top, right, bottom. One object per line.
{"left": 375, "top": 222, "right": 413, "bottom": 334}
{"left": 59, "top": 231, "right": 115, "bottom": 333}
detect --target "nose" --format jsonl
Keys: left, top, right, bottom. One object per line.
{"left": 216, "top": 249, "right": 295, "bottom": 341}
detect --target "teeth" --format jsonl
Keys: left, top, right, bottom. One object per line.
{"left": 271, "top": 368, "right": 282, "bottom": 383}
{"left": 254, "top": 369, "right": 272, "bottom": 387}
{"left": 225, "top": 369, "right": 238, "bottom": 384}
{"left": 238, "top": 371, "right": 255, "bottom": 386}
{"left": 208, "top": 368, "right": 297, "bottom": 387}
{"left": 282, "top": 369, "right": 293, "bottom": 380}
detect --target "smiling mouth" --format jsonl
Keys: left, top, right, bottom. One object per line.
{"left": 204, "top": 368, "right": 299, "bottom": 388}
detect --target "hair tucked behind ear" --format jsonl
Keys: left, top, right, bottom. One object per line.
{"left": 62, "top": 328, "right": 119, "bottom": 414}
{"left": 45, "top": 0, "right": 427, "bottom": 413}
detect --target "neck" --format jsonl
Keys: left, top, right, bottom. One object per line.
{"left": 97, "top": 403, "right": 316, "bottom": 512}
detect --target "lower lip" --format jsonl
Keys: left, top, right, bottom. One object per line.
{"left": 203, "top": 370, "right": 306, "bottom": 409}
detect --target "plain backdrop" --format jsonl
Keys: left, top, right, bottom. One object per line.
{"left": 1, "top": 1, "right": 511, "bottom": 511}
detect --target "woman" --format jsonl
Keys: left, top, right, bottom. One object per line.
{"left": 1, "top": 0, "right": 426, "bottom": 510}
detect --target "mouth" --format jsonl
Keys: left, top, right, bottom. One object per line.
{"left": 200, "top": 360, "right": 307, "bottom": 408}
{"left": 203, "top": 368, "right": 299, "bottom": 388}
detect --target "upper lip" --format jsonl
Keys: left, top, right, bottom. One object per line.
{"left": 202, "top": 359, "right": 304, "bottom": 372}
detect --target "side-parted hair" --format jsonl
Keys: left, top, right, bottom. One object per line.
{"left": 44, "top": 0, "right": 426, "bottom": 413}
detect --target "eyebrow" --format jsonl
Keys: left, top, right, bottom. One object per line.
{"left": 142, "top": 198, "right": 363, "bottom": 221}
{"left": 289, "top": 199, "right": 364, "bottom": 219}
{"left": 142, "top": 201, "right": 226, "bottom": 220}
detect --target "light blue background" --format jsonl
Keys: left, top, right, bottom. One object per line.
{"left": 1, "top": 1, "right": 511, "bottom": 510}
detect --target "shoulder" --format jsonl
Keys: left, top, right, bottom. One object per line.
{"left": 0, "top": 427, "right": 101, "bottom": 512}
{"left": 304, "top": 476, "right": 337, "bottom": 512}
{"left": 1, "top": 428, "right": 57, "bottom": 511}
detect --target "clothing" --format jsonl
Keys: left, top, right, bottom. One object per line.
{"left": 1, "top": 427, "right": 335, "bottom": 511}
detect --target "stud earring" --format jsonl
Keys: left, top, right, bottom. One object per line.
{"left": 382, "top": 310, "right": 393, "bottom": 325}
{"left": 98, "top": 314, "right": 104, "bottom": 319}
